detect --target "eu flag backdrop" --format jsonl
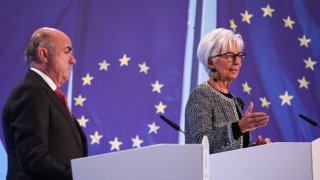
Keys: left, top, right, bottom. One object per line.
{"left": 1, "top": 0, "right": 319, "bottom": 161}
{"left": 216, "top": 0, "right": 320, "bottom": 142}
{"left": 0, "top": 1, "right": 188, "bottom": 156}
{"left": 70, "top": 1, "right": 188, "bottom": 155}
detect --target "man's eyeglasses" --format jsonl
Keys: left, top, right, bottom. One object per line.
{"left": 209, "top": 52, "right": 246, "bottom": 63}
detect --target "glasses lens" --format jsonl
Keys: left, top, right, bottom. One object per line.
{"left": 214, "top": 52, "right": 246, "bottom": 62}
{"left": 239, "top": 52, "right": 246, "bottom": 59}
{"left": 224, "top": 53, "right": 235, "bottom": 59}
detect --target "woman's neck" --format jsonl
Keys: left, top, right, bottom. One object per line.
{"left": 207, "top": 78, "right": 230, "bottom": 94}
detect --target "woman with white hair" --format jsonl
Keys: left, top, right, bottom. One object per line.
{"left": 185, "top": 28, "right": 271, "bottom": 154}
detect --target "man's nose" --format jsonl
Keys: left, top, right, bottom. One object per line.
{"left": 70, "top": 55, "right": 76, "bottom": 64}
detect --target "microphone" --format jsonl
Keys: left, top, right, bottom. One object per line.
{"left": 159, "top": 115, "right": 185, "bottom": 134}
{"left": 299, "top": 114, "right": 320, "bottom": 128}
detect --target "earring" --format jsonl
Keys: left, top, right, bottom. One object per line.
{"left": 210, "top": 68, "right": 219, "bottom": 82}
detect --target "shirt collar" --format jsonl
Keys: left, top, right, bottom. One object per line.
{"left": 30, "top": 67, "right": 57, "bottom": 91}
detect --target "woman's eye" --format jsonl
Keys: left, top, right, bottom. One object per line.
{"left": 225, "top": 54, "right": 233, "bottom": 58}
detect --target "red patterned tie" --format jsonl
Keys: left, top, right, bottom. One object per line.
{"left": 54, "top": 88, "right": 71, "bottom": 115}
{"left": 54, "top": 88, "right": 84, "bottom": 152}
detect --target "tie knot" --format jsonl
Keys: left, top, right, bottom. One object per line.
{"left": 54, "top": 88, "right": 69, "bottom": 110}
{"left": 55, "top": 88, "right": 65, "bottom": 98}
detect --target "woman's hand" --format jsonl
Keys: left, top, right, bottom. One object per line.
{"left": 255, "top": 135, "right": 272, "bottom": 145}
{"left": 238, "top": 102, "right": 269, "bottom": 133}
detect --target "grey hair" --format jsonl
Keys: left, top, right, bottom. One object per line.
{"left": 197, "top": 28, "right": 244, "bottom": 75}
{"left": 24, "top": 30, "right": 53, "bottom": 66}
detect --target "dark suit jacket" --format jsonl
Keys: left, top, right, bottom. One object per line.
{"left": 2, "top": 70, "right": 88, "bottom": 180}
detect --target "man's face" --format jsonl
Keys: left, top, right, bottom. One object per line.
{"left": 46, "top": 32, "right": 76, "bottom": 87}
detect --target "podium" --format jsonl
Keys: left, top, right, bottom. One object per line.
{"left": 71, "top": 138, "right": 319, "bottom": 180}
{"left": 71, "top": 143, "right": 209, "bottom": 180}
{"left": 210, "top": 138, "right": 320, "bottom": 180}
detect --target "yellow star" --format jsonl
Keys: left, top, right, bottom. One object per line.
{"left": 151, "top": 80, "right": 164, "bottom": 94}
{"left": 259, "top": 97, "right": 271, "bottom": 108}
{"left": 155, "top": 101, "right": 167, "bottom": 114}
{"left": 279, "top": 91, "right": 294, "bottom": 106}
{"left": 240, "top": 10, "right": 253, "bottom": 24}
{"left": 119, "top": 54, "right": 131, "bottom": 66}
{"left": 242, "top": 82, "right": 252, "bottom": 94}
{"left": 138, "top": 62, "right": 150, "bottom": 74}
{"left": 98, "top": 60, "right": 110, "bottom": 71}
{"left": 77, "top": 115, "right": 89, "bottom": 127}
{"left": 298, "top": 35, "right": 311, "bottom": 48}
{"left": 82, "top": 73, "right": 94, "bottom": 86}
{"left": 148, "top": 122, "right": 160, "bottom": 134}
{"left": 283, "top": 16, "right": 295, "bottom": 29}
{"left": 89, "top": 131, "right": 103, "bottom": 145}
{"left": 304, "top": 57, "right": 317, "bottom": 70}
{"left": 229, "top": 19, "right": 238, "bottom": 31}
{"left": 109, "top": 137, "right": 123, "bottom": 151}
{"left": 261, "top": 4, "right": 275, "bottom": 17}
{"left": 131, "top": 135, "right": 144, "bottom": 148}
{"left": 297, "top": 76, "right": 310, "bottom": 89}
{"left": 74, "top": 94, "right": 86, "bottom": 106}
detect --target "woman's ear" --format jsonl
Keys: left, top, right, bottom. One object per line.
{"left": 208, "top": 58, "right": 215, "bottom": 69}
{"left": 210, "top": 67, "right": 219, "bottom": 82}
{"left": 208, "top": 59, "right": 219, "bottom": 82}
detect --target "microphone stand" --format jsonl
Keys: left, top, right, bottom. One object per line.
{"left": 159, "top": 115, "right": 185, "bottom": 134}
{"left": 299, "top": 114, "right": 320, "bottom": 128}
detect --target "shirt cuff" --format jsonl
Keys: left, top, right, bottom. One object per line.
{"left": 232, "top": 122, "right": 243, "bottom": 140}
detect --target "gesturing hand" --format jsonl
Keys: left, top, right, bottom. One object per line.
{"left": 256, "top": 135, "right": 271, "bottom": 145}
{"left": 238, "top": 102, "right": 269, "bottom": 133}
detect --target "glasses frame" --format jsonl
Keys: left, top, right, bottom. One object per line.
{"left": 209, "top": 52, "right": 246, "bottom": 63}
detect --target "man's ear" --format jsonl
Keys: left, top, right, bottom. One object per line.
{"left": 37, "top": 47, "right": 49, "bottom": 63}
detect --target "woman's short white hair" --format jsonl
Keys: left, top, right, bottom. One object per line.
{"left": 197, "top": 28, "right": 244, "bottom": 75}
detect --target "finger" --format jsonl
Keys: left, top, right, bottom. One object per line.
{"left": 253, "top": 116, "right": 269, "bottom": 122}
{"left": 246, "top": 116, "right": 268, "bottom": 127}
{"left": 255, "top": 122, "right": 268, "bottom": 128}
{"left": 250, "top": 112, "right": 268, "bottom": 118}
{"left": 244, "top": 102, "right": 253, "bottom": 115}
{"left": 257, "top": 135, "right": 262, "bottom": 140}
{"left": 265, "top": 138, "right": 271, "bottom": 144}
{"left": 256, "top": 135, "right": 263, "bottom": 144}
{"left": 255, "top": 119, "right": 269, "bottom": 127}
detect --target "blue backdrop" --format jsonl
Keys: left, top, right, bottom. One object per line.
{"left": 216, "top": 0, "right": 320, "bottom": 142}
{"left": 0, "top": 0, "right": 319, "bottom": 178}
{"left": 70, "top": 1, "right": 188, "bottom": 155}
{"left": 0, "top": 1, "right": 188, "bottom": 156}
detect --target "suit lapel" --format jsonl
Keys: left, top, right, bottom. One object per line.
{"left": 72, "top": 115, "right": 88, "bottom": 156}
{"left": 28, "top": 71, "right": 72, "bottom": 120}
{"left": 47, "top": 87, "right": 85, "bottom": 154}
{"left": 27, "top": 71, "right": 85, "bottom": 154}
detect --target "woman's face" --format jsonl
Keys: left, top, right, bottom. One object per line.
{"left": 209, "top": 43, "right": 243, "bottom": 82}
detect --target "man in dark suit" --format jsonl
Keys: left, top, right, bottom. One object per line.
{"left": 2, "top": 27, "right": 88, "bottom": 180}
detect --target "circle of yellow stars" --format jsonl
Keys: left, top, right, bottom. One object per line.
{"left": 227, "top": 3, "right": 317, "bottom": 109}
{"left": 73, "top": 53, "right": 167, "bottom": 152}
